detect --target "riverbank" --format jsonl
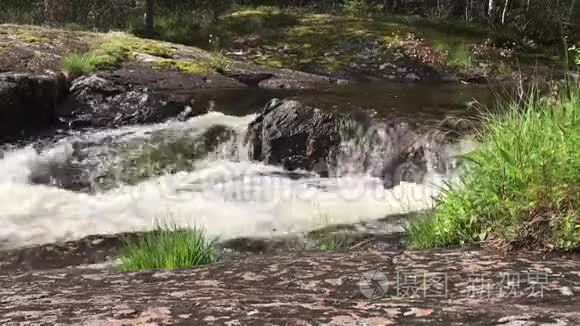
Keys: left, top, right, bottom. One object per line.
{"left": 218, "top": 8, "right": 565, "bottom": 83}
{"left": 1, "top": 246, "right": 579, "bottom": 324}
{"left": 408, "top": 84, "right": 580, "bottom": 251}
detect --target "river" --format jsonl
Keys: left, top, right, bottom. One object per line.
{"left": 0, "top": 83, "right": 491, "bottom": 250}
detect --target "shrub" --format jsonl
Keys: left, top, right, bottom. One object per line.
{"left": 117, "top": 223, "right": 217, "bottom": 272}
{"left": 407, "top": 84, "right": 580, "bottom": 250}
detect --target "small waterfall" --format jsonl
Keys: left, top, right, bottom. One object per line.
{"left": 0, "top": 111, "right": 470, "bottom": 250}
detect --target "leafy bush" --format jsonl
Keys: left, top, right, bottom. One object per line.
{"left": 407, "top": 85, "right": 580, "bottom": 250}
{"left": 117, "top": 223, "right": 217, "bottom": 272}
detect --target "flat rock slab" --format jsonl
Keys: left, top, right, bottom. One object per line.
{"left": 1, "top": 249, "right": 579, "bottom": 325}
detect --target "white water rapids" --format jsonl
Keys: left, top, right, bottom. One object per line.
{"left": 0, "top": 111, "right": 472, "bottom": 249}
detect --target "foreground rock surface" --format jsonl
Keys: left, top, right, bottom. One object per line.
{"left": 0, "top": 249, "right": 578, "bottom": 325}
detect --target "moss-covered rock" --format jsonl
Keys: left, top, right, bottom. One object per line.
{"left": 16, "top": 33, "right": 47, "bottom": 44}
{"left": 223, "top": 10, "right": 560, "bottom": 82}
{"left": 153, "top": 59, "right": 213, "bottom": 74}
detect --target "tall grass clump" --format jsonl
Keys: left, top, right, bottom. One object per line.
{"left": 117, "top": 223, "right": 217, "bottom": 272}
{"left": 408, "top": 84, "right": 580, "bottom": 250}
{"left": 62, "top": 52, "right": 119, "bottom": 75}
{"left": 62, "top": 53, "right": 96, "bottom": 75}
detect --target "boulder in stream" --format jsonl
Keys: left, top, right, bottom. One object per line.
{"left": 246, "top": 99, "right": 447, "bottom": 187}
{"left": 0, "top": 72, "right": 68, "bottom": 139}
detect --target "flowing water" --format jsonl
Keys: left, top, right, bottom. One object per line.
{"left": 0, "top": 84, "right": 489, "bottom": 250}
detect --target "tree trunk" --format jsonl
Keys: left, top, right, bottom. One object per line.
{"left": 488, "top": 0, "right": 495, "bottom": 17}
{"left": 44, "top": 0, "right": 51, "bottom": 25}
{"left": 465, "top": 0, "right": 473, "bottom": 20}
{"left": 145, "top": 0, "right": 154, "bottom": 36}
{"left": 501, "top": 0, "right": 509, "bottom": 24}
{"left": 569, "top": 0, "right": 577, "bottom": 20}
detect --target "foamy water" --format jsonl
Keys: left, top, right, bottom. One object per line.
{"left": 0, "top": 112, "right": 468, "bottom": 249}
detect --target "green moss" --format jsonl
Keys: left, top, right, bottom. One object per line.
{"left": 238, "top": 14, "right": 411, "bottom": 72}
{"left": 152, "top": 59, "right": 213, "bottom": 74}
{"left": 259, "top": 58, "right": 284, "bottom": 68}
{"left": 17, "top": 33, "right": 47, "bottom": 44}
{"left": 222, "top": 9, "right": 526, "bottom": 74}
{"left": 96, "top": 34, "right": 174, "bottom": 59}
{"left": 175, "top": 60, "right": 212, "bottom": 74}
{"left": 60, "top": 33, "right": 175, "bottom": 75}
{"left": 129, "top": 40, "right": 174, "bottom": 58}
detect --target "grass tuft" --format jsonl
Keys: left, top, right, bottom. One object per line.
{"left": 116, "top": 223, "right": 217, "bottom": 272}
{"left": 62, "top": 53, "right": 95, "bottom": 75}
{"left": 407, "top": 84, "right": 580, "bottom": 251}
{"left": 317, "top": 235, "right": 347, "bottom": 251}
{"left": 62, "top": 52, "right": 118, "bottom": 75}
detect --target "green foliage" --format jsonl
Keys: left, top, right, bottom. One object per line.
{"left": 117, "top": 223, "right": 217, "bottom": 272}
{"left": 407, "top": 85, "right": 580, "bottom": 250}
{"left": 341, "top": 0, "right": 380, "bottom": 17}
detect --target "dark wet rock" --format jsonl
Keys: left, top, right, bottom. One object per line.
{"left": 223, "top": 61, "right": 346, "bottom": 89}
{"left": 26, "top": 123, "right": 240, "bottom": 193}
{"left": 58, "top": 64, "right": 246, "bottom": 129}
{"left": 246, "top": 98, "right": 352, "bottom": 174}
{"left": 0, "top": 249, "right": 578, "bottom": 325}
{"left": 246, "top": 99, "right": 449, "bottom": 187}
{"left": 0, "top": 72, "right": 67, "bottom": 139}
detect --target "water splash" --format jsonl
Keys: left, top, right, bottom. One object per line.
{"left": 0, "top": 112, "right": 468, "bottom": 249}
